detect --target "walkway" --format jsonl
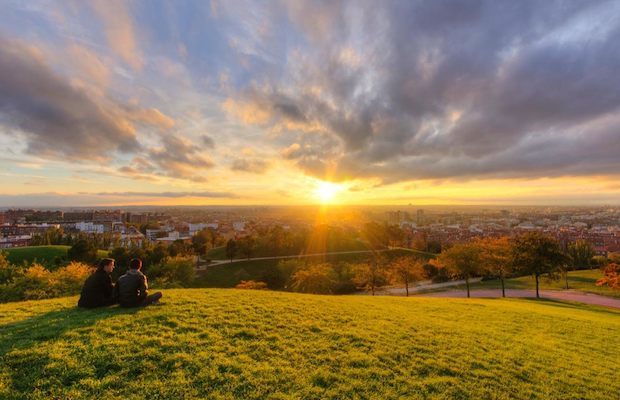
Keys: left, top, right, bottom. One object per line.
{"left": 207, "top": 249, "right": 381, "bottom": 266}
{"left": 416, "top": 289, "right": 620, "bottom": 309}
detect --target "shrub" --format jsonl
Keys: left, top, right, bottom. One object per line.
{"left": 235, "top": 280, "right": 268, "bottom": 290}
{"left": 0, "top": 262, "right": 94, "bottom": 302}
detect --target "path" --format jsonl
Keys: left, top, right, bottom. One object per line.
{"left": 416, "top": 289, "right": 620, "bottom": 309}
{"left": 376, "top": 278, "right": 484, "bottom": 296}
{"left": 207, "top": 249, "right": 382, "bottom": 266}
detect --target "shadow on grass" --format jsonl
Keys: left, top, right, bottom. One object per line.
{"left": 0, "top": 305, "right": 145, "bottom": 396}
{"left": 0, "top": 306, "right": 141, "bottom": 357}
{"left": 517, "top": 297, "right": 620, "bottom": 316}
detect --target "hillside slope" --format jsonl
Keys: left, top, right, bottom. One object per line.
{"left": 1, "top": 290, "right": 618, "bottom": 399}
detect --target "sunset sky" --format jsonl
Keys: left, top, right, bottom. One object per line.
{"left": 1, "top": 1, "right": 620, "bottom": 207}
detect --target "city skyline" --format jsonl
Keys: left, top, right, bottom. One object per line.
{"left": 2, "top": 1, "right": 620, "bottom": 206}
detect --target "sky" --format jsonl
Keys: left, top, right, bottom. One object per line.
{"left": 1, "top": 0, "right": 620, "bottom": 207}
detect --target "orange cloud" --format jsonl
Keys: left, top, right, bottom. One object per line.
{"left": 91, "top": 0, "right": 143, "bottom": 70}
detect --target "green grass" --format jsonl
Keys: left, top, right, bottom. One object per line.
{"left": 0, "top": 290, "right": 617, "bottom": 399}
{"left": 4, "top": 246, "right": 71, "bottom": 266}
{"left": 438, "top": 269, "right": 620, "bottom": 298}
{"left": 207, "top": 239, "right": 371, "bottom": 260}
{"left": 200, "top": 249, "right": 432, "bottom": 288}
{"left": 4, "top": 246, "right": 109, "bottom": 269}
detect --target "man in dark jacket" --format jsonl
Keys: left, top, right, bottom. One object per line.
{"left": 78, "top": 258, "right": 117, "bottom": 308}
{"left": 116, "top": 258, "right": 162, "bottom": 307}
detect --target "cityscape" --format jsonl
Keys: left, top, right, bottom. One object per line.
{"left": 2, "top": 206, "right": 620, "bottom": 256}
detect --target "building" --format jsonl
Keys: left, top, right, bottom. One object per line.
{"left": 75, "top": 221, "right": 104, "bottom": 234}
{"left": 188, "top": 222, "right": 219, "bottom": 236}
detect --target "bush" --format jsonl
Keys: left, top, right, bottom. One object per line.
{"left": 235, "top": 280, "right": 268, "bottom": 290}
{"left": 0, "top": 262, "right": 93, "bottom": 302}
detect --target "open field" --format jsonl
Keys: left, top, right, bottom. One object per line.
{"left": 426, "top": 269, "right": 620, "bottom": 299}
{"left": 0, "top": 289, "right": 618, "bottom": 399}
{"left": 199, "top": 248, "right": 434, "bottom": 288}
{"left": 3, "top": 246, "right": 109, "bottom": 268}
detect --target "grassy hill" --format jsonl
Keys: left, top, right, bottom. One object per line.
{"left": 4, "top": 246, "right": 109, "bottom": 268}
{"left": 1, "top": 290, "right": 618, "bottom": 399}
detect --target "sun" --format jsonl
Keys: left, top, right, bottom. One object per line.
{"left": 313, "top": 181, "right": 344, "bottom": 204}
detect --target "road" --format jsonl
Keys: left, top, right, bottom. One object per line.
{"left": 417, "top": 289, "right": 620, "bottom": 309}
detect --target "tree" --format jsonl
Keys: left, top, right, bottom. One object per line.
{"left": 290, "top": 263, "right": 338, "bottom": 294}
{"left": 476, "top": 237, "right": 512, "bottom": 297}
{"left": 192, "top": 229, "right": 211, "bottom": 256}
{"left": 238, "top": 236, "right": 256, "bottom": 260}
{"left": 352, "top": 256, "right": 389, "bottom": 295}
{"left": 389, "top": 257, "right": 424, "bottom": 296}
{"left": 434, "top": 243, "right": 482, "bottom": 298}
{"left": 149, "top": 256, "right": 196, "bottom": 287}
{"left": 225, "top": 239, "right": 237, "bottom": 262}
{"left": 361, "top": 222, "right": 389, "bottom": 250}
{"left": 596, "top": 263, "right": 619, "bottom": 289}
{"left": 68, "top": 239, "right": 98, "bottom": 263}
{"left": 511, "top": 232, "right": 567, "bottom": 298}
{"left": 568, "top": 240, "right": 594, "bottom": 270}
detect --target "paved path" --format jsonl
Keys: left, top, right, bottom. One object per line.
{"left": 416, "top": 289, "right": 620, "bottom": 309}
{"left": 207, "top": 250, "right": 382, "bottom": 266}
{"left": 377, "top": 278, "right": 484, "bottom": 296}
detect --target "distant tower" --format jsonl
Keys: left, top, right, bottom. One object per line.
{"left": 416, "top": 209, "right": 425, "bottom": 225}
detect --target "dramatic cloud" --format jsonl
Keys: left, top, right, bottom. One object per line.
{"left": 0, "top": 36, "right": 172, "bottom": 162}
{"left": 225, "top": 0, "right": 620, "bottom": 183}
{"left": 145, "top": 135, "right": 214, "bottom": 182}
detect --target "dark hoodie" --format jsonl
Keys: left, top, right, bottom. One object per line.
{"left": 78, "top": 269, "right": 115, "bottom": 308}
{"left": 116, "top": 269, "right": 149, "bottom": 307}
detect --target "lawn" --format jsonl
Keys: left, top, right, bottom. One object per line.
{"left": 199, "top": 249, "right": 433, "bottom": 288}
{"left": 206, "top": 238, "right": 371, "bottom": 260}
{"left": 438, "top": 269, "right": 620, "bottom": 298}
{"left": 0, "top": 290, "right": 618, "bottom": 399}
{"left": 3, "top": 246, "right": 109, "bottom": 269}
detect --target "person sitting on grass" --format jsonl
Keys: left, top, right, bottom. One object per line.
{"left": 116, "top": 258, "right": 162, "bottom": 307}
{"left": 78, "top": 258, "right": 117, "bottom": 308}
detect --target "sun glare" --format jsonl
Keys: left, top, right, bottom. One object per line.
{"left": 313, "top": 181, "right": 344, "bottom": 204}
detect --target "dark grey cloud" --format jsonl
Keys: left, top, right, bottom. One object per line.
{"left": 228, "top": 0, "right": 620, "bottom": 183}
{"left": 90, "top": 191, "right": 237, "bottom": 198}
{"left": 143, "top": 135, "right": 214, "bottom": 182}
{"left": 230, "top": 157, "right": 270, "bottom": 173}
{"left": 201, "top": 134, "right": 216, "bottom": 148}
{"left": 0, "top": 36, "right": 144, "bottom": 160}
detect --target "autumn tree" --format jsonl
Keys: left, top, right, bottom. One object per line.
{"left": 511, "top": 232, "right": 567, "bottom": 298}
{"left": 389, "top": 256, "right": 424, "bottom": 296}
{"left": 476, "top": 237, "right": 512, "bottom": 297}
{"left": 434, "top": 243, "right": 483, "bottom": 298}
{"left": 290, "top": 263, "right": 338, "bottom": 294}
{"left": 352, "top": 256, "right": 389, "bottom": 296}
